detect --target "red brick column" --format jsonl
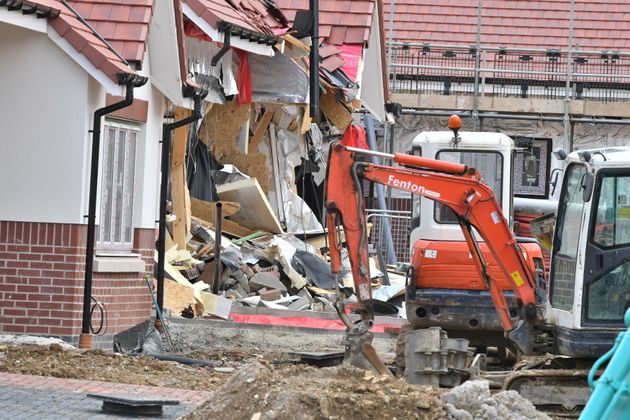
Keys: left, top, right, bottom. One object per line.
{"left": 0, "top": 221, "right": 154, "bottom": 344}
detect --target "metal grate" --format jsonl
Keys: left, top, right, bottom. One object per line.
{"left": 491, "top": 50, "right": 565, "bottom": 99}
{"left": 364, "top": 195, "right": 413, "bottom": 265}
{"left": 389, "top": 44, "right": 630, "bottom": 103}
{"left": 389, "top": 46, "right": 476, "bottom": 96}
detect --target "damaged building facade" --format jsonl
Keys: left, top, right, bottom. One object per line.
{"left": 0, "top": 0, "right": 390, "bottom": 347}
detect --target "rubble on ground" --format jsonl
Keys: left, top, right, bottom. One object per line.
{"left": 0, "top": 334, "right": 76, "bottom": 350}
{"left": 441, "top": 380, "right": 550, "bottom": 420}
{"left": 184, "top": 363, "right": 551, "bottom": 420}
{"left": 162, "top": 192, "right": 406, "bottom": 321}
{"left": 0, "top": 343, "right": 231, "bottom": 391}
{"left": 183, "top": 362, "right": 447, "bottom": 420}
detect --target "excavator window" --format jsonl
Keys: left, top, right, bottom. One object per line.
{"left": 586, "top": 261, "right": 630, "bottom": 323}
{"left": 550, "top": 163, "right": 587, "bottom": 311}
{"left": 434, "top": 150, "right": 504, "bottom": 223}
{"left": 585, "top": 171, "right": 630, "bottom": 323}
{"left": 592, "top": 174, "right": 630, "bottom": 248}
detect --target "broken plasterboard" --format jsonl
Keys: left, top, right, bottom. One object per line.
{"left": 216, "top": 178, "right": 283, "bottom": 234}
{"left": 198, "top": 291, "right": 232, "bottom": 319}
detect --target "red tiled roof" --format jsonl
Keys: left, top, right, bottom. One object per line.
{"left": 384, "top": 0, "right": 630, "bottom": 51}
{"left": 67, "top": 0, "right": 154, "bottom": 67}
{"left": 1, "top": 1, "right": 135, "bottom": 84}
{"left": 183, "top": 0, "right": 289, "bottom": 38}
{"left": 276, "top": 0, "right": 375, "bottom": 45}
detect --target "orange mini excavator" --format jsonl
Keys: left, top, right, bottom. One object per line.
{"left": 324, "top": 119, "right": 549, "bottom": 371}
{"left": 324, "top": 128, "right": 630, "bottom": 413}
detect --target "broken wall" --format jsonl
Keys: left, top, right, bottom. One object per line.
{"left": 199, "top": 100, "right": 270, "bottom": 194}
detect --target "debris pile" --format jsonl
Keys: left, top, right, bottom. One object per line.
{"left": 441, "top": 380, "right": 550, "bottom": 420}
{"left": 183, "top": 362, "right": 447, "bottom": 420}
{"left": 184, "top": 363, "right": 551, "bottom": 420}
{"left": 158, "top": 90, "right": 408, "bottom": 322}
{"left": 162, "top": 194, "right": 406, "bottom": 320}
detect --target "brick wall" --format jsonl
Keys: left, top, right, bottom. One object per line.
{"left": 0, "top": 221, "right": 154, "bottom": 345}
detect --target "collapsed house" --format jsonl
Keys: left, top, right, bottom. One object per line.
{"left": 158, "top": 0, "right": 399, "bottom": 326}
{"left": 0, "top": 0, "right": 392, "bottom": 347}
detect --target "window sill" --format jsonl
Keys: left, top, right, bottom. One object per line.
{"left": 94, "top": 255, "right": 146, "bottom": 273}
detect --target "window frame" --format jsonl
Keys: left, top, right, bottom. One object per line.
{"left": 582, "top": 167, "right": 630, "bottom": 325}
{"left": 588, "top": 168, "right": 630, "bottom": 251}
{"left": 97, "top": 120, "right": 140, "bottom": 252}
{"left": 432, "top": 149, "right": 504, "bottom": 225}
{"left": 549, "top": 162, "right": 587, "bottom": 311}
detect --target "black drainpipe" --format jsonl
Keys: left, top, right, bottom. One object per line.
{"left": 155, "top": 88, "right": 207, "bottom": 326}
{"left": 80, "top": 73, "right": 148, "bottom": 349}
{"left": 309, "top": 0, "right": 319, "bottom": 118}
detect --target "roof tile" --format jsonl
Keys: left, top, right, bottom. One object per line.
{"left": 321, "top": 54, "right": 347, "bottom": 72}
{"left": 183, "top": 0, "right": 289, "bottom": 38}
{"left": 68, "top": 0, "right": 154, "bottom": 65}
{"left": 276, "top": 0, "right": 375, "bottom": 46}
{"left": 328, "top": 26, "right": 346, "bottom": 45}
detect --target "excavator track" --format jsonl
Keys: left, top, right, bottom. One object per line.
{"left": 503, "top": 368, "right": 590, "bottom": 418}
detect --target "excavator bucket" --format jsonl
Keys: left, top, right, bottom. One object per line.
{"left": 342, "top": 323, "right": 393, "bottom": 376}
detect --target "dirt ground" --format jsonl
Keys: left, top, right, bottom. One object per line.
{"left": 184, "top": 362, "right": 448, "bottom": 420}
{"left": 0, "top": 339, "right": 552, "bottom": 420}
{"left": 0, "top": 343, "right": 249, "bottom": 391}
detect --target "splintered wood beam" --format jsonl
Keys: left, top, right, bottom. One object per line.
{"left": 301, "top": 104, "right": 312, "bottom": 134}
{"left": 248, "top": 109, "right": 275, "bottom": 152}
{"left": 171, "top": 107, "right": 191, "bottom": 250}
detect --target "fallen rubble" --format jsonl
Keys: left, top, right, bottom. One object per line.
{"left": 183, "top": 362, "right": 448, "bottom": 420}
{"left": 183, "top": 361, "right": 553, "bottom": 420}
{"left": 441, "top": 380, "right": 550, "bottom": 420}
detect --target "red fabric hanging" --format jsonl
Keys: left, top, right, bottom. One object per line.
{"left": 236, "top": 49, "right": 253, "bottom": 104}
{"left": 340, "top": 124, "right": 369, "bottom": 150}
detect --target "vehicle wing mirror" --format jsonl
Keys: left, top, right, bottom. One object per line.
{"left": 550, "top": 168, "right": 564, "bottom": 197}
{"left": 581, "top": 172, "right": 595, "bottom": 202}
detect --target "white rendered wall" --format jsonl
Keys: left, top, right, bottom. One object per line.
{"left": 0, "top": 23, "right": 93, "bottom": 224}
{"left": 132, "top": 51, "right": 164, "bottom": 230}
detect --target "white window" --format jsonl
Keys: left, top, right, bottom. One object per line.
{"left": 98, "top": 122, "right": 138, "bottom": 251}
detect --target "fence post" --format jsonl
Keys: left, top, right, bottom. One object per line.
{"left": 364, "top": 115, "right": 398, "bottom": 266}
{"left": 563, "top": 0, "right": 575, "bottom": 151}
{"left": 472, "top": 0, "right": 483, "bottom": 131}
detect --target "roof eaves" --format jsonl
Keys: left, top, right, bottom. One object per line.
{"left": 1, "top": 1, "right": 59, "bottom": 21}
{"left": 182, "top": 1, "right": 277, "bottom": 57}
{"left": 219, "top": 20, "right": 280, "bottom": 47}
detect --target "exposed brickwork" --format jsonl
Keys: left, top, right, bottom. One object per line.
{"left": 0, "top": 221, "right": 154, "bottom": 342}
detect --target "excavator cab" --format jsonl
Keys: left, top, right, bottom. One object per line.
{"left": 548, "top": 147, "right": 630, "bottom": 358}
{"left": 406, "top": 131, "right": 546, "bottom": 349}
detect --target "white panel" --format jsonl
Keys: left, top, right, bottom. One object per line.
{"left": 360, "top": 6, "right": 386, "bottom": 122}
{"left": 148, "top": 0, "right": 194, "bottom": 109}
{"left": 131, "top": 52, "right": 165, "bottom": 230}
{"left": 0, "top": 23, "right": 93, "bottom": 224}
